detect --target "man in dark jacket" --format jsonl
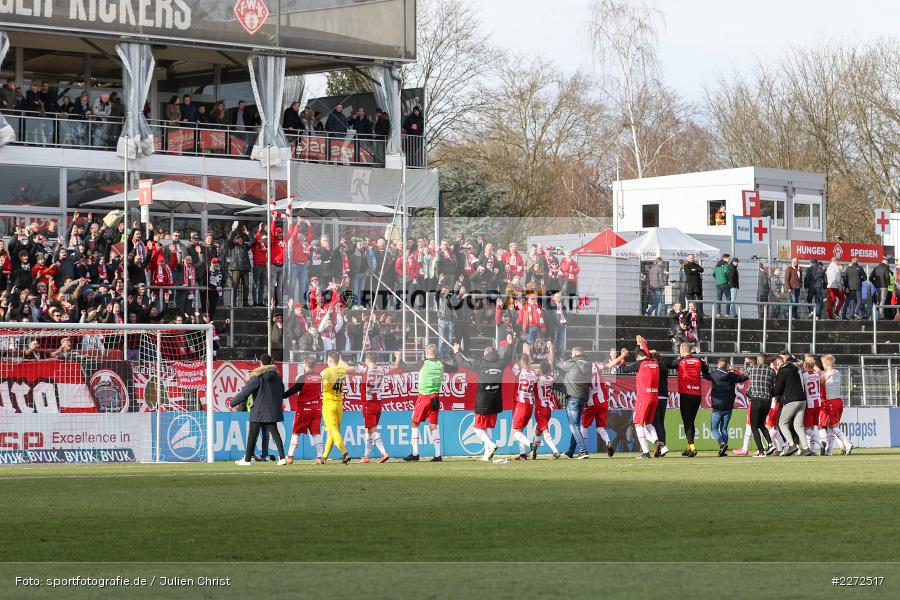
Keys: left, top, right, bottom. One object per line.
{"left": 226, "top": 224, "right": 251, "bottom": 307}
{"left": 230, "top": 354, "right": 287, "bottom": 465}
{"left": 708, "top": 358, "right": 749, "bottom": 456}
{"left": 348, "top": 240, "right": 370, "bottom": 306}
{"left": 325, "top": 104, "right": 349, "bottom": 137}
{"left": 550, "top": 344, "right": 593, "bottom": 459}
{"left": 683, "top": 254, "right": 704, "bottom": 314}
{"left": 869, "top": 259, "right": 891, "bottom": 320}
{"left": 455, "top": 343, "right": 513, "bottom": 461}
{"left": 744, "top": 353, "right": 778, "bottom": 456}
{"left": 773, "top": 351, "right": 812, "bottom": 456}
{"left": 843, "top": 258, "right": 865, "bottom": 319}
{"left": 727, "top": 257, "right": 740, "bottom": 317}
{"left": 757, "top": 263, "right": 771, "bottom": 318}
{"left": 804, "top": 259, "right": 827, "bottom": 319}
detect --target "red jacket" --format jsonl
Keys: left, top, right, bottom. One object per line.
{"left": 560, "top": 257, "right": 580, "bottom": 282}
{"left": 287, "top": 222, "right": 314, "bottom": 264}
{"left": 517, "top": 303, "right": 546, "bottom": 333}
{"left": 270, "top": 234, "right": 285, "bottom": 266}
{"left": 250, "top": 232, "right": 268, "bottom": 267}
{"left": 501, "top": 250, "right": 525, "bottom": 278}
{"left": 394, "top": 255, "right": 420, "bottom": 281}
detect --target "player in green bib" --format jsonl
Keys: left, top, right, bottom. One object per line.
{"left": 404, "top": 344, "right": 456, "bottom": 462}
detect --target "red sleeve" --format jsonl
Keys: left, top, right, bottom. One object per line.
{"left": 495, "top": 302, "right": 503, "bottom": 324}
{"left": 639, "top": 338, "right": 650, "bottom": 355}
{"left": 394, "top": 256, "right": 404, "bottom": 279}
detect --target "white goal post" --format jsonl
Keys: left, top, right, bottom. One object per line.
{"left": 0, "top": 323, "right": 214, "bottom": 464}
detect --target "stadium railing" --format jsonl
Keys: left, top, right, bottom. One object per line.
{"left": 1, "top": 110, "right": 428, "bottom": 168}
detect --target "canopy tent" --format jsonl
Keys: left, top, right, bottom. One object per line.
{"left": 611, "top": 227, "right": 719, "bottom": 260}
{"left": 237, "top": 198, "right": 397, "bottom": 218}
{"left": 82, "top": 181, "right": 258, "bottom": 213}
{"left": 571, "top": 229, "right": 627, "bottom": 256}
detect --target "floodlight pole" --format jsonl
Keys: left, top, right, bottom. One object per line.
{"left": 401, "top": 159, "right": 408, "bottom": 361}
{"left": 266, "top": 145, "right": 273, "bottom": 357}
{"left": 122, "top": 135, "right": 129, "bottom": 352}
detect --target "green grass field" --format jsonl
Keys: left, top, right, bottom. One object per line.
{"left": 2, "top": 450, "right": 900, "bottom": 599}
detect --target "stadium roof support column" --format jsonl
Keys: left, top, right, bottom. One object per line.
{"left": 248, "top": 54, "right": 290, "bottom": 167}
{"left": 116, "top": 42, "right": 155, "bottom": 159}
{"left": 368, "top": 66, "right": 403, "bottom": 162}
{"left": 0, "top": 32, "right": 15, "bottom": 147}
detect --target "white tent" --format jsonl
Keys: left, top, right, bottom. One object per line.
{"left": 82, "top": 180, "right": 258, "bottom": 213}
{"left": 237, "top": 198, "right": 398, "bottom": 218}
{"left": 611, "top": 227, "right": 719, "bottom": 260}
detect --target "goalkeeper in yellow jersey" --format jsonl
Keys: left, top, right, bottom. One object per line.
{"left": 320, "top": 351, "right": 355, "bottom": 464}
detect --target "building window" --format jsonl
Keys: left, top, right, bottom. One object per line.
{"left": 793, "top": 199, "right": 821, "bottom": 230}
{"left": 642, "top": 204, "right": 659, "bottom": 228}
{"left": 708, "top": 201, "right": 727, "bottom": 226}
{"left": 760, "top": 198, "right": 786, "bottom": 228}
{"left": 0, "top": 165, "right": 60, "bottom": 208}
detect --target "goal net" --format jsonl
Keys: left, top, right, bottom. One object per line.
{"left": 0, "top": 323, "right": 213, "bottom": 464}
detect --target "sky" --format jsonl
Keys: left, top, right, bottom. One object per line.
{"left": 305, "top": 0, "right": 897, "bottom": 102}
{"left": 476, "top": 0, "right": 899, "bottom": 102}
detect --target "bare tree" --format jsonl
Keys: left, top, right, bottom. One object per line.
{"left": 587, "top": 0, "right": 668, "bottom": 178}
{"left": 400, "top": 0, "right": 494, "bottom": 157}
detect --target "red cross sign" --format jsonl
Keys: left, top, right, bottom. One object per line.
{"left": 742, "top": 190, "right": 761, "bottom": 217}
{"left": 752, "top": 217, "right": 770, "bottom": 244}
{"left": 875, "top": 209, "right": 891, "bottom": 236}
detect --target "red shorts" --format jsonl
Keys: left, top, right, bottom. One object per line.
{"left": 633, "top": 397, "right": 658, "bottom": 425}
{"left": 292, "top": 407, "right": 321, "bottom": 435}
{"left": 803, "top": 405, "right": 820, "bottom": 428}
{"left": 582, "top": 402, "right": 609, "bottom": 428}
{"left": 412, "top": 394, "right": 440, "bottom": 425}
{"left": 363, "top": 401, "right": 383, "bottom": 429}
{"left": 474, "top": 413, "right": 497, "bottom": 430}
{"left": 534, "top": 405, "right": 552, "bottom": 433}
{"left": 765, "top": 401, "right": 781, "bottom": 429}
{"left": 820, "top": 399, "right": 844, "bottom": 427}
{"left": 512, "top": 402, "right": 534, "bottom": 430}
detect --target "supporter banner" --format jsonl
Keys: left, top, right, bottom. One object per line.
{"left": 791, "top": 240, "right": 883, "bottom": 264}
{"left": 0, "top": 413, "right": 151, "bottom": 463}
{"left": 174, "top": 361, "right": 206, "bottom": 389}
{"left": 0, "top": 360, "right": 100, "bottom": 413}
{"left": 0, "top": 0, "right": 416, "bottom": 61}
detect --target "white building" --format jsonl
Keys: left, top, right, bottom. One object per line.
{"left": 613, "top": 167, "right": 827, "bottom": 261}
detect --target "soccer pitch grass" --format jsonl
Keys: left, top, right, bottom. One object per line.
{"left": 2, "top": 451, "right": 900, "bottom": 599}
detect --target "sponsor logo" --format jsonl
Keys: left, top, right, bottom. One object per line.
{"left": 166, "top": 413, "right": 204, "bottom": 461}
{"left": 90, "top": 369, "right": 129, "bottom": 413}
{"left": 234, "top": 0, "right": 270, "bottom": 36}
{"left": 833, "top": 243, "right": 844, "bottom": 261}
{"left": 457, "top": 413, "right": 482, "bottom": 455}
{"left": 0, "top": 449, "right": 135, "bottom": 464}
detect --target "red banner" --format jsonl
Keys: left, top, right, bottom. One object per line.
{"left": 297, "top": 135, "right": 327, "bottom": 161}
{"left": 174, "top": 361, "right": 206, "bottom": 389}
{"left": 296, "top": 135, "right": 373, "bottom": 164}
{"left": 164, "top": 128, "right": 196, "bottom": 154}
{"left": 0, "top": 361, "right": 98, "bottom": 413}
{"left": 199, "top": 129, "right": 226, "bottom": 152}
{"left": 791, "top": 240, "right": 883, "bottom": 263}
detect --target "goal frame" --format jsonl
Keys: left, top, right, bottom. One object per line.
{"left": 0, "top": 322, "right": 215, "bottom": 464}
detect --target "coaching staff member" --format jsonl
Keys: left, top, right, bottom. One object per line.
{"left": 550, "top": 345, "right": 593, "bottom": 459}
{"left": 231, "top": 354, "right": 288, "bottom": 466}
{"left": 773, "top": 351, "right": 811, "bottom": 457}
{"left": 454, "top": 342, "right": 513, "bottom": 461}
{"left": 744, "top": 354, "right": 778, "bottom": 456}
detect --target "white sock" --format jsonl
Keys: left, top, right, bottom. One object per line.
{"left": 598, "top": 428, "right": 610, "bottom": 444}
{"left": 742, "top": 427, "right": 752, "bottom": 452}
{"left": 580, "top": 426, "right": 589, "bottom": 445}
{"left": 288, "top": 435, "right": 300, "bottom": 458}
{"left": 817, "top": 427, "right": 828, "bottom": 450}
{"left": 432, "top": 428, "right": 441, "bottom": 457}
{"left": 832, "top": 427, "right": 850, "bottom": 448}
{"left": 645, "top": 424, "right": 659, "bottom": 444}
{"left": 805, "top": 428, "right": 818, "bottom": 450}
{"left": 372, "top": 432, "right": 387, "bottom": 456}
{"left": 312, "top": 433, "right": 323, "bottom": 457}
{"left": 542, "top": 431, "right": 560, "bottom": 454}
{"left": 769, "top": 428, "right": 784, "bottom": 450}
{"left": 826, "top": 428, "right": 836, "bottom": 452}
{"left": 474, "top": 428, "right": 492, "bottom": 447}
{"left": 636, "top": 425, "right": 650, "bottom": 453}
{"left": 513, "top": 431, "right": 530, "bottom": 454}
{"left": 364, "top": 433, "right": 373, "bottom": 458}
{"left": 411, "top": 427, "right": 420, "bottom": 456}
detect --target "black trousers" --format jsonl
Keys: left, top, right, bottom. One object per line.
{"left": 749, "top": 397, "right": 773, "bottom": 453}
{"left": 653, "top": 395, "right": 667, "bottom": 445}
{"left": 680, "top": 394, "right": 701, "bottom": 444}
{"left": 244, "top": 421, "right": 284, "bottom": 461}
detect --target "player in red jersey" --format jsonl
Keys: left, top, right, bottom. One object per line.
{"left": 283, "top": 355, "right": 324, "bottom": 464}
{"left": 511, "top": 353, "right": 538, "bottom": 460}
{"left": 530, "top": 360, "right": 562, "bottom": 459}
{"left": 359, "top": 352, "right": 401, "bottom": 463}
{"left": 669, "top": 343, "right": 710, "bottom": 457}
{"left": 618, "top": 335, "right": 661, "bottom": 459}
{"left": 582, "top": 350, "right": 628, "bottom": 457}
{"left": 819, "top": 354, "right": 853, "bottom": 456}
{"left": 800, "top": 355, "right": 824, "bottom": 453}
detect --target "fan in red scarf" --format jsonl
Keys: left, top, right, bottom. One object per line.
{"left": 501, "top": 242, "right": 525, "bottom": 282}
{"left": 147, "top": 240, "right": 176, "bottom": 307}
{"left": 517, "top": 294, "right": 546, "bottom": 344}
{"left": 560, "top": 251, "right": 580, "bottom": 308}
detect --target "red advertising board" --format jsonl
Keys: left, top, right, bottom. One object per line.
{"left": 791, "top": 240, "right": 883, "bottom": 263}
